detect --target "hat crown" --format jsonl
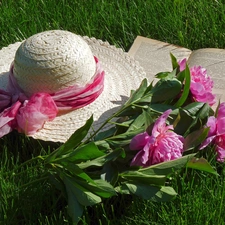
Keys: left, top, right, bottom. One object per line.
{"left": 13, "top": 30, "right": 96, "bottom": 96}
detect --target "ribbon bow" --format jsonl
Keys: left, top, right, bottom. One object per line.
{"left": 0, "top": 57, "right": 104, "bottom": 137}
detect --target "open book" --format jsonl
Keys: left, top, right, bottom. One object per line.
{"left": 128, "top": 36, "right": 225, "bottom": 105}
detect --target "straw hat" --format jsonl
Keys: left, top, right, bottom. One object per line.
{"left": 0, "top": 30, "right": 146, "bottom": 143}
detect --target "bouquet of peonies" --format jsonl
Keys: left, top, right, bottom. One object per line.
{"left": 5, "top": 54, "right": 223, "bottom": 224}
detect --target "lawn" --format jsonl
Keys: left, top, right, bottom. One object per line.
{"left": 1, "top": 0, "right": 225, "bottom": 224}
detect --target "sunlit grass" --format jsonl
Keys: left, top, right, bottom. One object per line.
{"left": 0, "top": 0, "right": 225, "bottom": 49}
{"left": 1, "top": 0, "right": 225, "bottom": 224}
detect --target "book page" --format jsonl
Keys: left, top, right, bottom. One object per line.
{"left": 188, "top": 48, "right": 225, "bottom": 104}
{"left": 128, "top": 36, "right": 192, "bottom": 82}
{"left": 129, "top": 36, "right": 225, "bottom": 107}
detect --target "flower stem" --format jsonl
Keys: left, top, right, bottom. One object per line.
{"left": 83, "top": 104, "right": 130, "bottom": 144}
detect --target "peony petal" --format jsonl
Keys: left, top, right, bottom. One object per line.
{"left": 193, "top": 92, "right": 216, "bottom": 106}
{"left": 29, "top": 93, "right": 58, "bottom": 119}
{"left": 216, "top": 146, "right": 225, "bottom": 162}
{"left": 130, "top": 109, "right": 184, "bottom": 167}
{"left": 141, "top": 140, "right": 152, "bottom": 164}
{"left": 151, "top": 133, "right": 183, "bottom": 165}
{"left": 206, "top": 116, "right": 217, "bottom": 136}
{"left": 152, "top": 109, "right": 172, "bottom": 136}
{"left": 178, "top": 58, "right": 187, "bottom": 72}
{"left": 190, "top": 82, "right": 204, "bottom": 94}
{"left": 16, "top": 93, "right": 58, "bottom": 135}
{"left": 189, "top": 66, "right": 215, "bottom": 106}
{"left": 200, "top": 135, "right": 217, "bottom": 150}
{"left": 218, "top": 102, "right": 225, "bottom": 120}
{"left": 130, "top": 150, "right": 146, "bottom": 167}
{"left": 0, "top": 101, "right": 21, "bottom": 137}
{"left": 129, "top": 132, "right": 150, "bottom": 150}
{"left": 131, "top": 138, "right": 154, "bottom": 167}
{"left": 217, "top": 118, "right": 225, "bottom": 135}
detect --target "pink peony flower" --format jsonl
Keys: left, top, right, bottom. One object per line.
{"left": 178, "top": 58, "right": 187, "bottom": 71}
{"left": 178, "top": 59, "right": 216, "bottom": 106}
{"left": 201, "top": 102, "right": 225, "bottom": 162}
{"left": 0, "top": 101, "right": 21, "bottom": 137}
{"left": 16, "top": 93, "right": 58, "bottom": 135}
{"left": 130, "top": 109, "right": 184, "bottom": 167}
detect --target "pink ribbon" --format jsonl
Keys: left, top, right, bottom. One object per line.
{"left": 0, "top": 57, "right": 104, "bottom": 137}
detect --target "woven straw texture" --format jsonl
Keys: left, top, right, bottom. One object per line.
{"left": 0, "top": 32, "right": 147, "bottom": 143}
{"left": 13, "top": 30, "right": 97, "bottom": 96}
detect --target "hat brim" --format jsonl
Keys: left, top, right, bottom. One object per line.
{"left": 0, "top": 36, "right": 146, "bottom": 143}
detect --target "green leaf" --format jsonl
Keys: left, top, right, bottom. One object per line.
{"left": 174, "top": 65, "right": 191, "bottom": 107}
{"left": 187, "top": 157, "right": 218, "bottom": 175}
{"left": 48, "top": 173, "right": 67, "bottom": 195}
{"left": 176, "top": 69, "right": 186, "bottom": 83}
{"left": 94, "top": 126, "right": 117, "bottom": 141}
{"left": 183, "top": 103, "right": 210, "bottom": 136}
{"left": 155, "top": 72, "right": 170, "bottom": 79}
{"left": 142, "top": 107, "right": 154, "bottom": 129}
{"left": 60, "top": 164, "right": 116, "bottom": 199}
{"left": 45, "top": 116, "right": 94, "bottom": 163}
{"left": 67, "top": 176, "right": 117, "bottom": 199}
{"left": 214, "top": 100, "right": 221, "bottom": 117}
{"left": 116, "top": 79, "right": 154, "bottom": 118}
{"left": 159, "top": 186, "right": 177, "bottom": 200}
{"left": 120, "top": 171, "right": 167, "bottom": 186}
{"left": 184, "top": 102, "right": 205, "bottom": 115}
{"left": 170, "top": 53, "right": 179, "bottom": 70}
{"left": 55, "top": 142, "right": 105, "bottom": 163}
{"left": 195, "top": 103, "right": 210, "bottom": 121}
{"left": 144, "top": 80, "right": 154, "bottom": 94}
{"left": 62, "top": 171, "right": 108, "bottom": 224}
{"left": 172, "top": 103, "right": 209, "bottom": 137}
{"left": 124, "top": 79, "right": 148, "bottom": 105}
{"left": 134, "top": 93, "right": 152, "bottom": 104}
{"left": 58, "top": 163, "right": 96, "bottom": 184}
{"left": 138, "top": 154, "right": 195, "bottom": 176}
{"left": 65, "top": 180, "right": 84, "bottom": 224}
{"left": 77, "top": 148, "right": 125, "bottom": 169}
{"left": 95, "top": 140, "right": 111, "bottom": 151}
{"left": 151, "top": 78, "right": 182, "bottom": 103}
{"left": 59, "top": 115, "right": 94, "bottom": 151}
{"left": 101, "top": 162, "right": 119, "bottom": 185}
{"left": 173, "top": 108, "right": 194, "bottom": 135}
{"left": 106, "top": 127, "right": 145, "bottom": 147}
{"left": 115, "top": 184, "right": 131, "bottom": 195}
{"left": 155, "top": 69, "right": 177, "bottom": 80}
{"left": 63, "top": 174, "right": 102, "bottom": 206}
{"left": 124, "top": 182, "right": 177, "bottom": 201}
{"left": 127, "top": 112, "right": 146, "bottom": 132}
{"left": 150, "top": 103, "right": 175, "bottom": 113}
{"left": 184, "top": 128, "right": 209, "bottom": 151}
{"left": 88, "top": 179, "right": 117, "bottom": 198}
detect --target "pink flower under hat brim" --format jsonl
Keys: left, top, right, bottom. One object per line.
{"left": 0, "top": 36, "right": 146, "bottom": 143}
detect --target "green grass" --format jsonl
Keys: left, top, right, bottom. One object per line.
{"left": 1, "top": 0, "right": 225, "bottom": 224}
{"left": 1, "top": 0, "right": 225, "bottom": 50}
